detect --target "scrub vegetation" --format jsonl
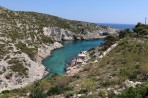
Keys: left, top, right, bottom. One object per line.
{"left": 1, "top": 23, "right": 148, "bottom": 98}
{"left": 1, "top": 6, "right": 111, "bottom": 85}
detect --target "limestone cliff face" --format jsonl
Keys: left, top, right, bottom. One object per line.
{"left": 0, "top": 42, "right": 62, "bottom": 93}
{"left": 36, "top": 42, "right": 63, "bottom": 63}
{"left": 0, "top": 51, "right": 46, "bottom": 92}
{"left": 43, "top": 27, "right": 75, "bottom": 41}
{"left": 81, "top": 27, "right": 118, "bottom": 40}
{"left": 43, "top": 26, "right": 118, "bottom": 41}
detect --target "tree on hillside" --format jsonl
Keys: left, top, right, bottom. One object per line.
{"left": 105, "top": 34, "right": 119, "bottom": 42}
{"left": 133, "top": 22, "right": 148, "bottom": 36}
{"left": 29, "top": 82, "right": 47, "bottom": 98}
{"left": 118, "top": 29, "right": 132, "bottom": 38}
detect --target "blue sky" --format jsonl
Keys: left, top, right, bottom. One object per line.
{"left": 0, "top": 0, "right": 148, "bottom": 24}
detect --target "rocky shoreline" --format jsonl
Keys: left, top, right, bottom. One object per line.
{"left": 66, "top": 51, "right": 90, "bottom": 76}
{"left": 65, "top": 42, "right": 118, "bottom": 76}
{"left": 36, "top": 42, "right": 63, "bottom": 64}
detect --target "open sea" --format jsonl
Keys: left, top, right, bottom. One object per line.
{"left": 97, "top": 23, "right": 135, "bottom": 30}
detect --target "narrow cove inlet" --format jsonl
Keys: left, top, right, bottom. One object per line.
{"left": 42, "top": 40, "right": 105, "bottom": 77}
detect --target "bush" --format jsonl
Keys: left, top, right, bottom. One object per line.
{"left": 78, "top": 78, "right": 96, "bottom": 91}
{"left": 41, "top": 35, "right": 53, "bottom": 44}
{"left": 98, "top": 91, "right": 106, "bottom": 98}
{"left": 72, "top": 74, "right": 80, "bottom": 79}
{"left": 105, "top": 34, "right": 119, "bottom": 43}
{"left": 77, "top": 89, "right": 88, "bottom": 94}
{"left": 46, "top": 86, "right": 63, "bottom": 96}
{"left": 0, "top": 93, "right": 8, "bottom": 98}
{"left": 108, "top": 91, "right": 116, "bottom": 98}
{"left": 29, "top": 82, "right": 47, "bottom": 98}
{"left": 115, "top": 86, "right": 148, "bottom": 98}
{"left": 46, "top": 86, "right": 73, "bottom": 96}
{"left": 65, "top": 93, "right": 74, "bottom": 98}
{"left": 133, "top": 22, "right": 148, "bottom": 36}
{"left": 101, "top": 80, "right": 114, "bottom": 87}
{"left": 118, "top": 29, "right": 132, "bottom": 39}
{"left": 1, "top": 90, "right": 10, "bottom": 94}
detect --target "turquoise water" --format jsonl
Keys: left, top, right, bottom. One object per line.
{"left": 42, "top": 40, "right": 104, "bottom": 76}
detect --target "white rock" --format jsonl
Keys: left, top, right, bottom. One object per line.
{"left": 124, "top": 80, "right": 141, "bottom": 88}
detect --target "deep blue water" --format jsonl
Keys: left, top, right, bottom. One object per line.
{"left": 97, "top": 23, "right": 135, "bottom": 30}
{"left": 42, "top": 40, "right": 104, "bottom": 76}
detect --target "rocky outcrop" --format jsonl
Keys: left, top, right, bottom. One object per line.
{"left": 66, "top": 51, "right": 90, "bottom": 76}
{"left": 0, "top": 42, "right": 62, "bottom": 93}
{"left": 43, "top": 27, "right": 75, "bottom": 41}
{"left": 0, "top": 52, "right": 46, "bottom": 93}
{"left": 36, "top": 42, "right": 63, "bottom": 63}
{"left": 43, "top": 26, "right": 118, "bottom": 41}
{"left": 98, "top": 43, "right": 118, "bottom": 59}
{"left": 80, "top": 27, "right": 118, "bottom": 40}
{"left": 124, "top": 80, "right": 141, "bottom": 88}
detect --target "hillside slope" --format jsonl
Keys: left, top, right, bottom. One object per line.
{"left": 1, "top": 23, "right": 148, "bottom": 98}
{"left": 4, "top": 24, "right": 147, "bottom": 98}
{"left": 0, "top": 6, "right": 117, "bottom": 92}
{"left": 3, "top": 36, "right": 147, "bottom": 98}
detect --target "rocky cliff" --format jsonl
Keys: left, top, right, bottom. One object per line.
{"left": 43, "top": 26, "right": 117, "bottom": 41}
{"left": 0, "top": 6, "right": 118, "bottom": 92}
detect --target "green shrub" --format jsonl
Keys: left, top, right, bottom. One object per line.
{"left": 101, "top": 80, "right": 114, "bottom": 87}
{"left": 77, "top": 89, "right": 88, "bottom": 94}
{"left": 1, "top": 90, "right": 10, "bottom": 94}
{"left": 105, "top": 34, "right": 119, "bottom": 42}
{"left": 79, "top": 78, "right": 96, "bottom": 91}
{"left": 118, "top": 29, "right": 132, "bottom": 39}
{"left": 41, "top": 35, "right": 53, "bottom": 44}
{"left": 47, "top": 85, "right": 73, "bottom": 96}
{"left": 108, "top": 91, "right": 115, "bottom": 98}
{"left": 72, "top": 74, "right": 80, "bottom": 79}
{"left": 46, "top": 76, "right": 74, "bottom": 96}
{"left": 65, "top": 93, "right": 74, "bottom": 98}
{"left": 29, "top": 82, "right": 47, "bottom": 98}
{"left": 98, "top": 91, "right": 106, "bottom": 98}
{"left": 0, "top": 93, "right": 8, "bottom": 98}
{"left": 133, "top": 22, "right": 148, "bottom": 36}
{"left": 115, "top": 86, "right": 148, "bottom": 98}
{"left": 46, "top": 86, "right": 62, "bottom": 96}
